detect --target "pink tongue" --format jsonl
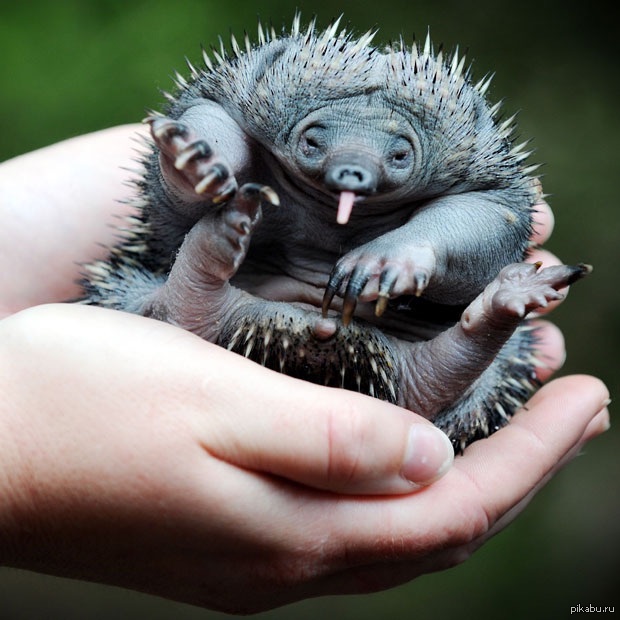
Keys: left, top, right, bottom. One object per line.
{"left": 337, "top": 191, "right": 356, "bottom": 225}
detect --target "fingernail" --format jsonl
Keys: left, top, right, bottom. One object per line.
{"left": 583, "top": 407, "right": 611, "bottom": 442}
{"left": 598, "top": 399, "right": 611, "bottom": 432}
{"left": 401, "top": 424, "right": 454, "bottom": 486}
{"left": 597, "top": 399, "right": 612, "bottom": 433}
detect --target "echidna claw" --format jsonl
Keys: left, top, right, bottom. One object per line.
{"left": 259, "top": 185, "right": 280, "bottom": 207}
{"left": 195, "top": 163, "right": 230, "bottom": 194}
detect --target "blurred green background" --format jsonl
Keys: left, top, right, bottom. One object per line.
{"left": 1, "top": 0, "right": 618, "bottom": 618}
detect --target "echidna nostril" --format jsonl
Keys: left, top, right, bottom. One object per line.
{"left": 325, "top": 163, "right": 377, "bottom": 193}
{"left": 338, "top": 168, "right": 363, "bottom": 182}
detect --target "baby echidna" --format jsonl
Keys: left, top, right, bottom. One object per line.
{"left": 80, "top": 15, "right": 590, "bottom": 451}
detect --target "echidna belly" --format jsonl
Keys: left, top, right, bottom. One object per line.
{"left": 218, "top": 304, "right": 400, "bottom": 403}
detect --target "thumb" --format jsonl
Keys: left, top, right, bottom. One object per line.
{"left": 19, "top": 303, "right": 454, "bottom": 497}
{"left": 196, "top": 347, "right": 455, "bottom": 494}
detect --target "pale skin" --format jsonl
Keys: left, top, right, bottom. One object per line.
{"left": 0, "top": 126, "right": 610, "bottom": 613}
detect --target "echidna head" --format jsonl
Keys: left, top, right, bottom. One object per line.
{"left": 201, "top": 16, "right": 499, "bottom": 222}
{"left": 284, "top": 94, "right": 424, "bottom": 222}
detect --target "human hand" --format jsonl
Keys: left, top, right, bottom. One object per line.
{"left": 0, "top": 125, "right": 142, "bottom": 316}
{"left": 0, "top": 303, "right": 609, "bottom": 613}
{"left": 0, "top": 128, "right": 609, "bottom": 613}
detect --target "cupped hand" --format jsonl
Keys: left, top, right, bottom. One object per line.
{"left": 0, "top": 128, "right": 609, "bottom": 613}
{"left": 0, "top": 303, "right": 608, "bottom": 613}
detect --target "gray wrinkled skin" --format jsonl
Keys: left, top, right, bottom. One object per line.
{"left": 81, "top": 17, "right": 589, "bottom": 451}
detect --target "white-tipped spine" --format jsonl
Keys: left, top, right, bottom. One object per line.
{"left": 173, "top": 70, "right": 188, "bottom": 89}
{"left": 475, "top": 73, "right": 494, "bottom": 95}
{"left": 291, "top": 12, "right": 301, "bottom": 36}
{"left": 325, "top": 14, "right": 343, "bottom": 40}
{"left": 230, "top": 33, "right": 241, "bottom": 58}
{"left": 211, "top": 44, "right": 225, "bottom": 66}
{"left": 202, "top": 46, "right": 214, "bottom": 71}
{"left": 185, "top": 57, "right": 199, "bottom": 79}
{"left": 498, "top": 113, "right": 518, "bottom": 136}
{"left": 257, "top": 21, "right": 266, "bottom": 45}
{"left": 423, "top": 29, "right": 432, "bottom": 56}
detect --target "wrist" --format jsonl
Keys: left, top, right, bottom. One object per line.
{"left": 0, "top": 311, "right": 66, "bottom": 570}
{"left": 0, "top": 335, "right": 34, "bottom": 566}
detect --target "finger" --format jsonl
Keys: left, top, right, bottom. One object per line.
{"left": 466, "top": 393, "right": 610, "bottom": 551}
{"left": 526, "top": 247, "right": 561, "bottom": 267}
{"left": 454, "top": 375, "right": 609, "bottom": 525}
{"left": 15, "top": 305, "right": 455, "bottom": 498}
{"left": 199, "top": 355, "right": 455, "bottom": 495}
{"left": 212, "top": 376, "right": 610, "bottom": 603}
{"left": 531, "top": 195, "right": 555, "bottom": 245}
{"left": 196, "top": 374, "right": 608, "bottom": 602}
{"left": 0, "top": 125, "right": 144, "bottom": 311}
{"left": 323, "top": 376, "right": 609, "bottom": 564}
{"left": 529, "top": 319, "right": 565, "bottom": 382}
{"left": 280, "top": 378, "right": 611, "bottom": 599}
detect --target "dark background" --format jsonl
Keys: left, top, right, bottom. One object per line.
{"left": 1, "top": 1, "right": 618, "bottom": 618}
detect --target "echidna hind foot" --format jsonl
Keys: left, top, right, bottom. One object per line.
{"left": 423, "top": 261, "right": 591, "bottom": 451}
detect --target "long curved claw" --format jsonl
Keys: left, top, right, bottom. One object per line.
{"left": 376, "top": 269, "right": 398, "bottom": 317}
{"left": 322, "top": 264, "right": 348, "bottom": 318}
{"left": 341, "top": 266, "right": 371, "bottom": 326}
{"left": 149, "top": 118, "right": 189, "bottom": 142}
{"left": 374, "top": 294, "right": 389, "bottom": 317}
{"left": 258, "top": 185, "right": 280, "bottom": 207}
{"left": 212, "top": 180, "right": 238, "bottom": 204}
{"left": 147, "top": 115, "right": 238, "bottom": 206}
{"left": 341, "top": 296, "right": 357, "bottom": 326}
{"left": 567, "top": 263, "right": 593, "bottom": 284}
{"left": 234, "top": 183, "right": 280, "bottom": 221}
{"left": 321, "top": 287, "right": 336, "bottom": 318}
{"left": 174, "top": 139, "right": 214, "bottom": 170}
{"left": 195, "top": 163, "right": 231, "bottom": 194}
{"left": 413, "top": 272, "right": 429, "bottom": 297}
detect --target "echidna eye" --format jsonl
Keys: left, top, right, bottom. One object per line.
{"left": 388, "top": 137, "right": 414, "bottom": 169}
{"left": 299, "top": 125, "right": 326, "bottom": 158}
{"left": 305, "top": 136, "right": 320, "bottom": 150}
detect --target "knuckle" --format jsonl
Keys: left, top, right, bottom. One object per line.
{"left": 324, "top": 402, "right": 371, "bottom": 486}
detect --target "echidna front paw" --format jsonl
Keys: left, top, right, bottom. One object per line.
{"left": 491, "top": 262, "right": 592, "bottom": 318}
{"left": 322, "top": 242, "right": 436, "bottom": 326}
{"left": 148, "top": 116, "right": 237, "bottom": 203}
